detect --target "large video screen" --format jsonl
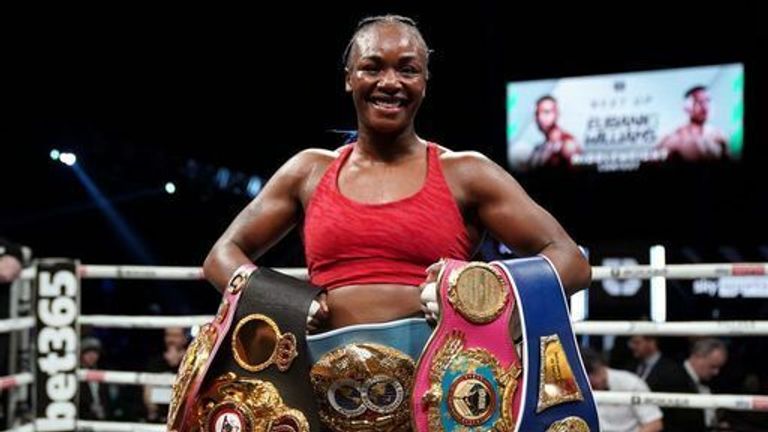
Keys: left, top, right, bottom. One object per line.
{"left": 506, "top": 63, "right": 744, "bottom": 172}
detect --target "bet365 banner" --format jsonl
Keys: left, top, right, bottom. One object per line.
{"left": 35, "top": 259, "right": 80, "bottom": 431}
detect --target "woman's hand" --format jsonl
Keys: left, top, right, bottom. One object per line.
{"left": 420, "top": 261, "right": 444, "bottom": 323}
{"left": 307, "top": 292, "right": 329, "bottom": 333}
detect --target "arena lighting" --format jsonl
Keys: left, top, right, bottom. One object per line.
{"left": 69, "top": 162, "right": 154, "bottom": 264}
{"left": 59, "top": 152, "right": 77, "bottom": 166}
{"left": 246, "top": 176, "right": 263, "bottom": 198}
{"left": 165, "top": 182, "right": 177, "bottom": 195}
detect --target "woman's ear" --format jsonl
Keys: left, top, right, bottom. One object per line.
{"left": 345, "top": 67, "right": 352, "bottom": 93}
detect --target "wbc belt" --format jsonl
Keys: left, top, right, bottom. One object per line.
{"left": 167, "top": 266, "right": 323, "bottom": 432}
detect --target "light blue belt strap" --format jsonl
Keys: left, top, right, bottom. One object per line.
{"left": 306, "top": 318, "right": 433, "bottom": 362}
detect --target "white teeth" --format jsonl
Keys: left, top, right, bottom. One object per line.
{"left": 372, "top": 99, "right": 403, "bottom": 109}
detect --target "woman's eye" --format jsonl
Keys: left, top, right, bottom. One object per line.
{"left": 359, "top": 65, "right": 380, "bottom": 74}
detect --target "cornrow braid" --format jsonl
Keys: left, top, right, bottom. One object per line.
{"left": 342, "top": 14, "right": 431, "bottom": 76}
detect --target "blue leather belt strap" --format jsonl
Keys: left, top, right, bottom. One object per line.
{"left": 496, "top": 257, "right": 600, "bottom": 431}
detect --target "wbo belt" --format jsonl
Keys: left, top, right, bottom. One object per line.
{"left": 411, "top": 257, "right": 600, "bottom": 432}
{"left": 167, "top": 266, "right": 323, "bottom": 432}
{"left": 307, "top": 318, "right": 432, "bottom": 432}
{"left": 412, "top": 259, "right": 523, "bottom": 432}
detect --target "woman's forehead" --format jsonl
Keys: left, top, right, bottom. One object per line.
{"left": 353, "top": 24, "right": 424, "bottom": 60}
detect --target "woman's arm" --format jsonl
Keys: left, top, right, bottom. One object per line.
{"left": 450, "top": 152, "right": 591, "bottom": 295}
{"left": 202, "top": 150, "right": 327, "bottom": 292}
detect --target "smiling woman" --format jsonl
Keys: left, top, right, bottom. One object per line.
{"left": 203, "top": 13, "right": 589, "bottom": 330}
{"left": 198, "top": 13, "right": 591, "bottom": 432}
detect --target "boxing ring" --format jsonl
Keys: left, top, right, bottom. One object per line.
{"left": 1, "top": 246, "right": 767, "bottom": 431}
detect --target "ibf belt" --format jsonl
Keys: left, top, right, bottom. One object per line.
{"left": 496, "top": 257, "right": 599, "bottom": 431}
{"left": 412, "top": 259, "right": 523, "bottom": 432}
{"left": 308, "top": 318, "right": 432, "bottom": 432}
{"left": 168, "top": 266, "right": 323, "bottom": 432}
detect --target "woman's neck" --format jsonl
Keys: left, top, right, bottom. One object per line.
{"left": 354, "top": 127, "right": 423, "bottom": 162}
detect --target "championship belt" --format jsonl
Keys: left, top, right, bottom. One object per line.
{"left": 412, "top": 259, "right": 523, "bottom": 432}
{"left": 496, "top": 257, "right": 599, "bottom": 431}
{"left": 308, "top": 318, "right": 432, "bottom": 432}
{"left": 168, "top": 266, "right": 323, "bottom": 432}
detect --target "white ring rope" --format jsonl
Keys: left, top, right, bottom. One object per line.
{"left": 0, "top": 423, "right": 165, "bottom": 432}
{"left": 0, "top": 373, "right": 33, "bottom": 391}
{"left": 0, "top": 318, "right": 34, "bottom": 334}
{"left": 595, "top": 391, "right": 768, "bottom": 412}
{"left": 1, "top": 370, "right": 175, "bottom": 391}
{"left": 19, "top": 265, "right": 305, "bottom": 281}
{"left": 77, "top": 315, "right": 768, "bottom": 336}
{"left": 591, "top": 263, "right": 767, "bottom": 280}
{"left": 76, "top": 421, "right": 165, "bottom": 432}
{"left": 75, "top": 370, "right": 768, "bottom": 412}
{"left": 80, "top": 265, "right": 204, "bottom": 280}
{"left": 18, "top": 263, "right": 768, "bottom": 282}
{"left": 11, "top": 368, "right": 768, "bottom": 413}
{"left": 0, "top": 424, "right": 34, "bottom": 432}
{"left": 77, "top": 369, "right": 175, "bottom": 387}
{"left": 76, "top": 371, "right": 768, "bottom": 412}
{"left": 78, "top": 315, "right": 212, "bottom": 329}
{"left": 572, "top": 320, "right": 768, "bottom": 336}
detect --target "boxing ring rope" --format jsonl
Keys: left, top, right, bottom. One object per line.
{"left": 0, "top": 425, "right": 35, "bottom": 432}
{"left": 4, "top": 253, "right": 768, "bottom": 432}
{"left": 76, "top": 314, "right": 768, "bottom": 336}
{"left": 0, "top": 318, "right": 34, "bottom": 334}
{"left": 11, "top": 394, "right": 761, "bottom": 432}
{"left": 74, "top": 421, "right": 164, "bottom": 432}
{"left": 3, "top": 368, "right": 767, "bottom": 413}
{"left": 590, "top": 262, "right": 767, "bottom": 280}
{"left": 0, "top": 423, "right": 163, "bottom": 432}
{"left": 78, "top": 315, "right": 213, "bottom": 329}
{"left": 6, "top": 366, "right": 768, "bottom": 412}
{"left": 595, "top": 392, "right": 768, "bottom": 411}
{"left": 17, "top": 262, "right": 768, "bottom": 282}
{"left": 0, "top": 373, "right": 33, "bottom": 391}
{"left": 4, "top": 365, "right": 768, "bottom": 413}
{"left": 0, "top": 370, "right": 174, "bottom": 390}
{"left": 572, "top": 320, "right": 768, "bottom": 336}
{"left": 76, "top": 370, "right": 174, "bottom": 387}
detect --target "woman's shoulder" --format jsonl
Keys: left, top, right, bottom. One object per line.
{"left": 432, "top": 143, "right": 519, "bottom": 205}
{"left": 433, "top": 144, "right": 500, "bottom": 177}
{"left": 279, "top": 147, "right": 345, "bottom": 179}
{"left": 279, "top": 148, "right": 347, "bottom": 203}
{"left": 293, "top": 147, "right": 343, "bottom": 164}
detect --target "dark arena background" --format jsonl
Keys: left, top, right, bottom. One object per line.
{"left": 2, "top": 4, "right": 767, "bottom": 431}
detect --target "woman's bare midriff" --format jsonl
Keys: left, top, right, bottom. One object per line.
{"left": 325, "top": 283, "right": 423, "bottom": 329}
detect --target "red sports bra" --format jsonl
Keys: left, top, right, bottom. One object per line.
{"left": 303, "top": 142, "right": 471, "bottom": 289}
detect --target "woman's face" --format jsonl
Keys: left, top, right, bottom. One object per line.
{"left": 345, "top": 23, "right": 428, "bottom": 135}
